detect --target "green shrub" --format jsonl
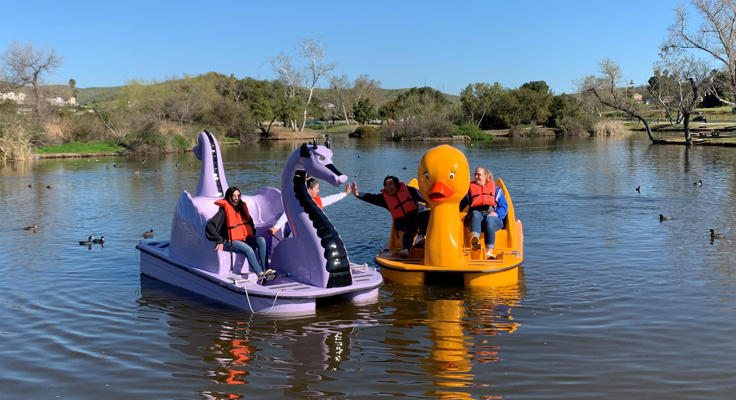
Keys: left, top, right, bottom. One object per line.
{"left": 170, "top": 134, "right": 191, "bottom": 151}
{"left": 36, "top": 140, "right": 124, "bottom": 154}
{"left": 349, "top": 125, "right": 381, "bottom": 139}
{"left": 453, "top": 124, "right": 491, "bottom": 141}
{"left": 556, "top": 116, "right": 588, "bottom": 135}
{"left": 508, "top": 125, "right": 526, "bottom": 136}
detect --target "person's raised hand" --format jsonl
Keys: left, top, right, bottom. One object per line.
{"left": 215, "top": 243, "right": 224, "bottom": 252}
{"left": 344, "top": 183, "right": 351, "bottom": 195}
{"left": 351, "top": 181, "right": 359, "bottom": 196}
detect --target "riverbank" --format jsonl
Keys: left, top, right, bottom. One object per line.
{"left": 654, "top": 136, "right": 736, "bottom": 146}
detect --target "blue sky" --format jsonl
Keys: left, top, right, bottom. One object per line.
{"left": 1, "top": 0, "right": 689, "bottom": 95}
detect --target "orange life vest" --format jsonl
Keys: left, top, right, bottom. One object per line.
{"left": 469, "top": 180, "right": 497, "bottom": 208}
{"left": 314, "top": 195, "right": 323, "bottom": 210}
{"left": 214, "top": 199, "right": 254, "bottom": 241}
{"left": 382, "top": 182, "right": 418, "bottom": 220}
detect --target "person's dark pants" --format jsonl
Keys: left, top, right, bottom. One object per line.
{"left": 394, "top": 211, "right": 429, "bottom": 250}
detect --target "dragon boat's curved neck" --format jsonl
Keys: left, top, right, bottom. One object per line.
{"left": 194, "top": 130, "right": 229, "bottom": 198}
{"left": 279, "top": 146, "right": 352, "bottom": 288}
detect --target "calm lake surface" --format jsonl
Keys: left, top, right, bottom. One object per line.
{"left": 2, "top": 134, "right": 736, "bottom": 399}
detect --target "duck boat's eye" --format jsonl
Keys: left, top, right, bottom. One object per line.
{"left": 319, "top": 156, "right": 325, "bottom": 161}
{"left": 449, "top": 172, "right": 455, "bottom": 179}
{"left": 424, "top": 172, "right": 430, "bottom": 179}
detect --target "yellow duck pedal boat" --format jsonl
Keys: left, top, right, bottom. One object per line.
{"left": 375, "top": 145, "right": 523, "bottom": 287}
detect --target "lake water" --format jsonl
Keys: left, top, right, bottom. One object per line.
{"left": 2, "top": 134, "right": 736, "bottom": 399}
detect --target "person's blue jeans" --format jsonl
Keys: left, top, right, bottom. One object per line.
{"left": 394, "top": 211, "right": 429, "bottom": 250}
{"left": 469, "top": 210, "right": 504, "bottom": 248}
{"left": 224, "top": 236, "right": 268, "bottom": 274}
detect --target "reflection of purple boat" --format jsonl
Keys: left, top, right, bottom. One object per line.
{"left": 136, "top": 131, "right": 382, "bottom": 316}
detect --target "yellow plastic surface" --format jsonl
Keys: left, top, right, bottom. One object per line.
{"left": 376, "top": 145, "right": 524, "bottom": 286}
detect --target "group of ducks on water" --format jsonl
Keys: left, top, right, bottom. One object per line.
{"left": 113, "top": 161, "right": 194, "bottom": 174}
{"left": 76, "top": 230, "right": 153, "bottom": 245}
{"left": 27, "top": 183, "right": 53, "bottom": 189}
{"left": 645, "top": 179, "right": 725, "bottom": 240}
{"left": 23, "top": 225, "right": 155, "bottom": 245}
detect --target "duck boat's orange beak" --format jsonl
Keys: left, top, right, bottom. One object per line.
{"left": 428, "top": 181, "right": 454, "bottom": 202}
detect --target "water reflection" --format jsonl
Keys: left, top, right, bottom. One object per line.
{"left": 137, "top": 276, "right": 383, "bottom": 398}
{"left": 382, "top": 284, "right": 524, "bottom": 399}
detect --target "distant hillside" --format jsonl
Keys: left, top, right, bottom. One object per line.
{"left": 7, "top": 83, "right": 455, "bottom": 106}
{"left": 76, "top": 86, "right": 123, "bottom": 104}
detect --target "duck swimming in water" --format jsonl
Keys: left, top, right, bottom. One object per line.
{"left": 659, "top": 214, "right": 672, "bottom": 221}
{"left": 79, "top": 236, "right": 94, "bottom": 245}
{"left": 636, "top": 186, "right": 641, "bottom": 193}
{"left": 694, "top": 180, "right": 703, "bottom": 186}
{"left": 24, "top": 224, "right": 38, "bottom": 231}
{"left": 92, "top": 236, "right": 105, "bottom": 244}
{"left": 710, "top": 229, "right": 725, "bottom": 239}
{"left": 143, "top": 229, "right": 154, "bottom": 238}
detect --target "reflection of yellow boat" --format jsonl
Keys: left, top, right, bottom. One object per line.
{"left": 380, "top": 284, "right": 523, "bottom": 398}
{"left": 376, "top": 145, "right": 523, "bottom": 287}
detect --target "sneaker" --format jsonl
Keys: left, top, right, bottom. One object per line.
{"left": 414, "top": 235, "right": 425, "bottom": 248}
{"left": 486, "top": 250, "right": 495, "bottom": 259}
{"left": 399, "top": 249, "right": 410, "bottom": 258}
{"left": 470, "top": 235, "right": 480, "bottom": 251}
{"left": 265, "top": 269, "right": 276, "bottom": 275}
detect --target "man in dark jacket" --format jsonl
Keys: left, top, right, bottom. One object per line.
{"left": 351, "top": 176, "right": 429, "bottom": 258}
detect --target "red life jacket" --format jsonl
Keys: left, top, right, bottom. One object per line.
{"left": 214, "top": 199, "right": 254, "bottom": 241}
{"left": 314, "top": 195, "right": 323, "bottom": 210}
{"left": 469, "top": 180, "right": 497, "bottom": 208}
{"left": 382, "top": 182, "right": 418, "bottom": 220}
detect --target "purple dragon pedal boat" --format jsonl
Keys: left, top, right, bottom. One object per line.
{"left": 136, "top": 131, "right": 382, "bottom": 316}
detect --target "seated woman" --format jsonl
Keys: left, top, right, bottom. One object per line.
{"left": 352, "top": 175, "right": 429, "bottom": 258}
{"left": 267, "top": 178, "right": 351, "bottom": 236}
{"left": 460, "top": 167, "right": 508, "bottom": 259}
{"left": 205, "top": 186, "right": 272, "bottom": 277}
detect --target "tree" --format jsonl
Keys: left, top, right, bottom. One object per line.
{"left": 269, "top": 52, "right": 304, "bottom": 131}
{"left": 353, "top": 97, "right": 376, "bottom": 125}
{"left": 547, "top": 93, "right": 583, "bottom": 128}
{"left": 520, "top": 80, "right": 550, "bottom": 93}
{"left": 240, "top": 78, "right": 283, "bottom": 135}
{"left": 498, "top": 82, "right": 553, "bottom": 127}
{"left": 647, "top": 69, "right": 681, "bottom": 124}
{"left": 460, "top": 82, "right": 506, "bottom": 128}
{"left": 1, "top": 40, "right": 64, "bottom": 122}
{"left": 352, "top": 74, "right": 384, "bottom": 107}
{"left": 69, "top": 78, "right": 78, "bottom": 101}
{"left": 460, "top": 83, "right": 492, "bottom": 128}
{"left": 329, "top": 74, "right": 353, "bottom": 124}
{"left": 297, "top": 37, "right": 336, "bottom": 131}
{"left": 663, "top": 0, "right": 736, "bottom": 104}
{"left": 380, "top": 86, "right": 448, "bottom": 119}
{"left": 655, "top": 47, "right": 711, "bottom": 144}
{"left": 578, "top": 58, "right": 657, "bottom": 143}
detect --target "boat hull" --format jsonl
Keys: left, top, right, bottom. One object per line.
{"left": 375, "top": 245, "right": 522, "bottom": 287}
{"left": 376, "top": 177, "right": 524, "bottom": 287}
{"left": 138, "top": 240, "right": 382, "bottom": 316}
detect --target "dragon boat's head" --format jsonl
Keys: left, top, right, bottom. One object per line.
{"left": 298, "top": 139, "right": 347, "bottom": 186}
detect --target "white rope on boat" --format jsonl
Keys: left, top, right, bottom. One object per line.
{"left": 350, "top": 263, "right": 371, "bottom": 273}
{"left": 241, "top": 280, "right": 286, "bottom": 314}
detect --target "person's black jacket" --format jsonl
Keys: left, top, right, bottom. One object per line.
{"left": 205, "top": 207, "right": 256, "bottom": 245}
{"left": 357, "top": 186, "right": 425, "bottom": 218}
